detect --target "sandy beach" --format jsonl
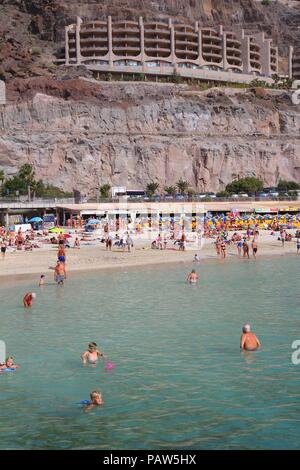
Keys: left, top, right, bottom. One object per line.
{"left": 0, "top": 232, "right": 298, "bottom": 280}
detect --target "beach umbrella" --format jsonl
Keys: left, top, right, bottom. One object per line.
{"left": 28, "top": 216, "right": 43, "bottom": 223}
{"left": 87, "top": 219, "right": 101, "bottom": 224}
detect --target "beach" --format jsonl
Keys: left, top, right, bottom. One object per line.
{"left": 0, "top": 231, "right": 298, "bottom": 279}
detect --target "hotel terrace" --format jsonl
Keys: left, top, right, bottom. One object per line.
{"left": 62, "top": 16, "right": 288, "bottom": 85}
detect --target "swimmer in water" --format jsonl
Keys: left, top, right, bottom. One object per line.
{"left": 240, "top": 324, "right": 261, "bottom": 351}
{"left": 84, "top": 390, "right": 104, "bottom": 411}
{"left": 39, "top": 274, "right": 45, "bottom": 286}
{"left": 23, "top": 292, "right": 36, "bottom": 308}
{"left": 0, "top": 356, "right": 20, "bottom": 371}
{"left": 81, "top": 342, "right": 105, "bottom": 364}
{"left": 186, "top": 269, "right": 198, "bottom": 284}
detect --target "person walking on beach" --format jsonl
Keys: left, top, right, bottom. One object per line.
{"left": 297, "top": 238, "right": 300, "bottom": 254}
{"left": 242, "top": 240, "right": 250, "bottom": 259}
{"left": 240, "top": 324, "right": 261, "bottom": 351}
{"left": 126, "top": 234, "right": 133, "bottom": 252}
{"left": 220, "top": 240, "right": 227, "bottom": 259}
{"left": 1, "top": 240, "right": 7, "bottom": 259}
{"left": 23, "top": 292, "right": 36, "bottom": 308}
{"left": 252, "top": 239, "right": 258, "bottom": 258}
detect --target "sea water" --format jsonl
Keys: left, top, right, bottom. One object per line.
{"left": 0, "top": 256, "right": 300, "bottom": 449}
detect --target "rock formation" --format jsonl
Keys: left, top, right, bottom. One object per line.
{"left": 0, "top": 79, "right": 299, "bottom": 194}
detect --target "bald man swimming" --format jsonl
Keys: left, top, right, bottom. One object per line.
{"left": 240, "top": 324, "right": 261, "bottom": 351}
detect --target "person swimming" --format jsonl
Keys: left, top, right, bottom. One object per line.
{"left": 0, "top": 356, "right": 20, "bottom": 371}
{"left": 23, "top": 292, "right": 36, "bottom": 308}
{"left": 84, "top": 390, "right": 104, "bottom": 411}
{"left": 186, "top": 270, "right": 198, "bottom": 284}
{"left": 81, "top": 342, "right": 104, "bottom": 364}
{"left": 39, "top": 274, "right": 45, "bottom": 286}
{"left": 240, "top": 324, "right": 261, "bottom": 351}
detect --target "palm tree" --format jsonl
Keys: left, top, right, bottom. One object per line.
{"left": 176, "top": 178, "right": 190, "bottom": 195}
{"left": 164, "top": 186, "right": 176, "bottom": 196}
{"left": 146, "top": 181, "right": 159, "bottom": 197}
{"left": 0, "top": 169, "right": 5, "bottom": 197}
{"left": 99, "top": 184, "right": 111, "bottom": 199}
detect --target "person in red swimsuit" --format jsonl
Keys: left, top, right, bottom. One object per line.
{"left": 23, "top": 292, "right": 36, "bottom": 308}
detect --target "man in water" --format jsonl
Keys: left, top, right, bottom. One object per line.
{"left": 23, "top": 292, "right": 36, "bottom": 308}
{"left": 187, "top": 270, "right": 198, "bottom": 284}
{"left": 240, "top": 324, "right": 261, "bottom": 351}
{"left": 54, "top": 261, "right": 67, "bottom": 285}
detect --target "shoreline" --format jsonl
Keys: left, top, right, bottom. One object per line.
{"left": 0, "top": 237, "right": 298, "bottom": 284}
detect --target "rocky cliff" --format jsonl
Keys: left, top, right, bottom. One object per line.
{"left": 0, "top": 79, "right": 299, "bottom": 194}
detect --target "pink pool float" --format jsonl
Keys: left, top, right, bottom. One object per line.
{"left": 104, "top": 362, "right": 115, "bottom": 371}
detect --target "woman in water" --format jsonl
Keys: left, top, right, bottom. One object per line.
{"left": 81, "top": 342, "right": 105, "bottom": 364}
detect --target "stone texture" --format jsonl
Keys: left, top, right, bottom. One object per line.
{"left": 0, "top": 80, "right": 299, "bottom": 194}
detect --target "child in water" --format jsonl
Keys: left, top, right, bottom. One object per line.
{"left": 81, "top": 342, "right": 105, "bottom": 364}
{"left": 84, "top": 390, "right": 104, "bottom": 411}
{"left": 39, "top": 274, "right": 45, "bottom": 286}
{"left": 0, "top": 356, "right": 20, "bottom": 371}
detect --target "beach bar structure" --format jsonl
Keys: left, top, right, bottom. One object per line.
{"left": 62, "top": 16, "right": 281, "bottom": 85}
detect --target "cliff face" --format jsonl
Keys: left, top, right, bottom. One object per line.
{"left": 0, "top": 80, "right": 299, "bottom": 194}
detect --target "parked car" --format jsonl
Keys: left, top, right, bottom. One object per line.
{"left": 205, "top": 192, "right": 216, "bottom": 199}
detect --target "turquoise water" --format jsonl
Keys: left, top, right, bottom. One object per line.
{"left": 0, "top": 256, "right": 300, "bottom": 450}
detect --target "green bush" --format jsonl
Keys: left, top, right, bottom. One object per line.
{"left": 31, "top": 47, "right": 43, "bottom": 56}
{"left": 225, "top": 177, "right": 263, "bottom": 194}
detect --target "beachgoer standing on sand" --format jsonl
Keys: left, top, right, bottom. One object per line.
{"left": 126, "top": 234, "right": 133, "bottom": 252}
{"left": 240, "top": 324, "right": 261, "bottom": 351}
{"left": 54, "top": 261, "right": 67, "bottom": 285}
{"left": 1, "top": 240, "right": 7, "bottom": 259}
{"left": 106, "top": 232, "right": 113, "bottom": 251}
{"left": 187, "top": 270, "right": 198, "bottom": 284}
{"left": 74, "top": 237, "right": 80, "bottom": 249}
{"left": 252, "top": 239, "right": 258, "bottom": 258}
{"left": 58, "top": 241, "right": 66, "bottom": 263}
{"left": 23, "top": 292, "right": 36, "bottom": 308}
{"left": 220, "top": 240, "right": 227, "bottom": 259}
{"left": 243, "top": 240, "right": 250, "bottom": 259}
{"left": 237, "top": 239, "right": 243, "bottom": 257}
